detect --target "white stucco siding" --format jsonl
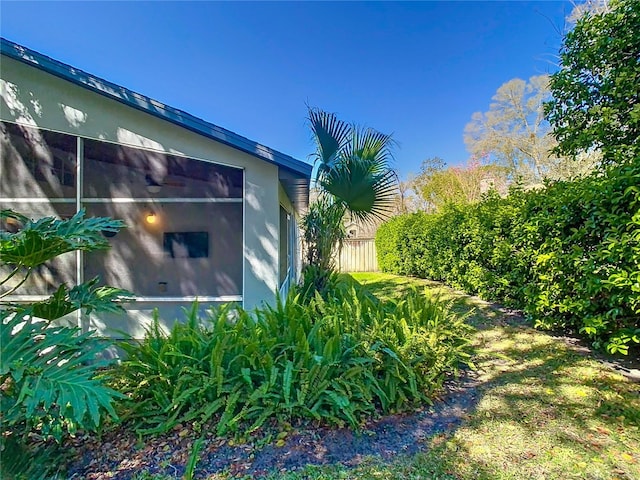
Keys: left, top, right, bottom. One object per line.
{"left": 0, "top": 56, "right": 281, "bottom": 311}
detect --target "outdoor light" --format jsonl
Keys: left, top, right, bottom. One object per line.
{"left": 145, "top": 211, "right": 157, "bottom": 224}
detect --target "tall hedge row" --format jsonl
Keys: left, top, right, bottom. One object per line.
{"left": 376, "top": 160, "right": 640, "bottom": 354}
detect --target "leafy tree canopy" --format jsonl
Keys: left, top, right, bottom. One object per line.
{"left": 546, "top": 0, "right": 640, "bottom": 164}
{"left": 413, "top": 157, "right": 508, "bottom": 212}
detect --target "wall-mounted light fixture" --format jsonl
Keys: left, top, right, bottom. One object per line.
{"left": 145, "top": 210, "right": 157, "bottom": 224}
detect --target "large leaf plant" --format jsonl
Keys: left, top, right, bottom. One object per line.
{"left": 0, "top": 208, "right": 133, "bottom": 479}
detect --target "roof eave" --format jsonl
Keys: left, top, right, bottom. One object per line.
{"left": 0, "top": 38, "right": 312, "bottom": 211}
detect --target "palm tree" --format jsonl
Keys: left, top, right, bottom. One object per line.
{"left": 302, "top": 108, "right": 398, "bottom": 281}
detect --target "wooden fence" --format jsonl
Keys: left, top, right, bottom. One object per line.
{"left": 336, "top": 238, "right": 378, "bottom": 272}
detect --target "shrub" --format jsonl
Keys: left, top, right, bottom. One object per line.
{"left": 376, "top": 160, "right": 640, "bottom": 354}
{"left": 376, "top": 192, "right": 525, "bottom": 304}
{"left": 0, "top": 209, "right": 132, "bottom": 479}
{"left": 521, "top": 161, "right": 640, "bottom": 354}
{"left": 376, "top": 215, "right": 410, "bottom": 274}
{"left": 113, "top": 281, "right": 473, "bottom": 436}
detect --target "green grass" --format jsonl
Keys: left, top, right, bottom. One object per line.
{"left": 346, "top": 272, "right": 443, "bottom": 301}
{"left": 349, "top": 273, "right": 640, "bottom": 480}
{"left": 131, "top": 273, "right": 640, "bottom": 480}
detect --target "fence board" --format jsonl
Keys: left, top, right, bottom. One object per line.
{"left": 337, "top": 238, "right": 378, "bottom": 272}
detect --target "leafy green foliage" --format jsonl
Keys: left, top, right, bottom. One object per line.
{"left": 1, "top": 209, "right": 127, "bottom": 299}
{"left": 376, "top": 160, "right": 640, "bottom": 353}
{"left": 546, "top": 0, "right": 640, "bottom": 165}
{"left": 0, "top": 208, "right": 123, "bottom": 267}
{"left": 113, "top": 280, "right": 473, "bottom": 436}
{"left": 1, "top": 209, "right": 131, "bottom": 479}
{"left": 0, "top": 310, "right": 124, "bottom": 439}
{"left": 301, "top": 196, "right": 346, "bottom": 273}
{"left": 297, "top": 265, "right": 346, "bottom": 302}
{"left": 3, "top": 278, "right": 130, "bottom": 320}
{"left": 0, "top": 434, "right": 64, "bottom": 480}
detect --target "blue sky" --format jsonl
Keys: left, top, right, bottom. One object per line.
{"left": 1, "top": 1, "right": 572, "bottom": 178}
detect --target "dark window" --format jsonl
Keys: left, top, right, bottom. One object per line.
{"left": 279, "top": 206, "right": 290, "bottom": 286}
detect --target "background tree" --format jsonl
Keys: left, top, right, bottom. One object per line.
{"left": 302, "top": 108, "right": 398, "bottom": 283}
{"left": 567, "top": 0, "right": 612, "bottom": 23}
{"left": 464, "top": 75, "right": 596, "bottom": 183}
{"left": 546, "top": 0, "right": 640, "bottom": 165}
{"left": 413, "top": 156, "right": 508, "bottom": 212}
{"left": 393, "top": 178, "right": 415, "bottom": 215}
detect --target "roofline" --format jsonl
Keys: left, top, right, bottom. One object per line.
{"left": 0, "top": 37, "right": 312, "bottom": 180}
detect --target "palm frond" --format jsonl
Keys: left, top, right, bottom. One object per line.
{"left": 346, "top": 125, "right": 395, "bottom": 168}
{"left": 308, "top": 109, "right": 398, "bottom": 223}
{"left": 308, "top": 107, "right": 351, "bottom": 172}
{"left": 320, "top": 156, "right": 399, "bottom": 221}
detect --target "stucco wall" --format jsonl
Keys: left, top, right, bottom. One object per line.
{"left": 1, "top": 56, "right": 283, "bottom": 325}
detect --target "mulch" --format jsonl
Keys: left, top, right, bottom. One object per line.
{"left": 65, "top": 372, "right": 481, "bottom": 479}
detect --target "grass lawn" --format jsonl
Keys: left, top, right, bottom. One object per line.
{"left": 132, "top": 273, "right": 640, "bottom": 480}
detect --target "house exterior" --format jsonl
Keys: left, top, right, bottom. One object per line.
{"left": 0, "top": 38, "right": 312, "bottom": 338}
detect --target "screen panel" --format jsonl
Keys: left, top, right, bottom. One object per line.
{"left": 83, "top": 139, "right": 243, "bottom": 199}
{"left": 84, "top": 202, "right": 242, "bottom": 297}
{"left": 0, "top": 121, "right": 77, "bottom": 199}
{"left": 0, "top": 125, "right": 245, "bottom": 306}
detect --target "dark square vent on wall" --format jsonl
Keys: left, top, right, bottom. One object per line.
{"left": 163, "top": 232, "right": 209, "bottom": 258}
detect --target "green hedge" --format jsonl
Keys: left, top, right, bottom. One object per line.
{"left": 376, "top": 160, "right": 640, "bottom": 354}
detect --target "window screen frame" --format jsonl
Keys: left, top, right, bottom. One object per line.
{"left": 1, "top": 121, "right": 246, "bottom": 328}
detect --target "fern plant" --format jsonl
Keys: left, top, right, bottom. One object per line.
{"left": 0, "top": 209, "right": 132, "bottom": 479}
{"left": 114, "top": 279, "right": 474, "bottom": 437}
